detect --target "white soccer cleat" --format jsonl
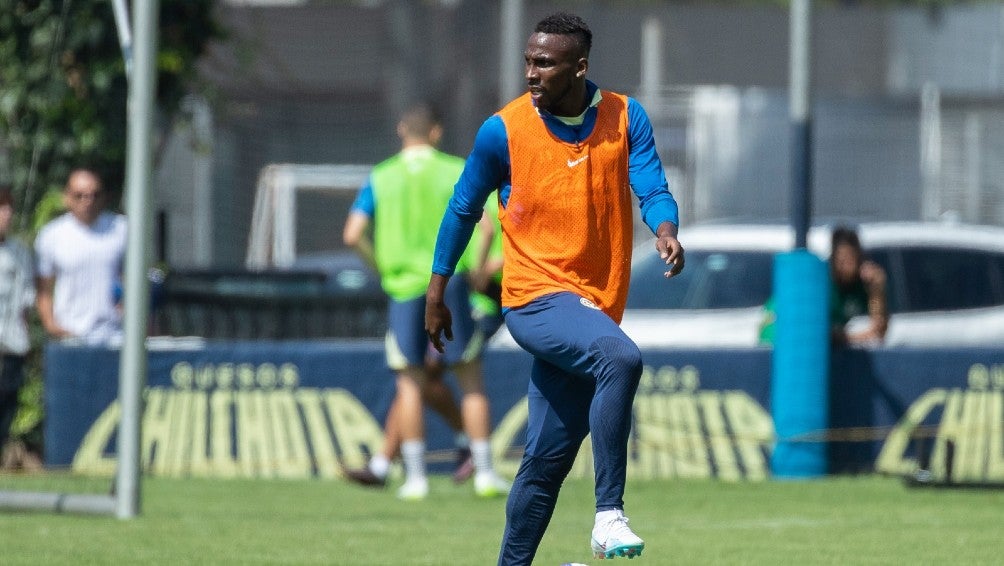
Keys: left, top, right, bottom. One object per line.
{"left": 591, "top": 511, "right": 645, "bottom": 559}
{"left": 474, "top": 471, "right": 511, "bottom": 498}
{"left": 396, "top": 478, "right": 429, "bottom": 501}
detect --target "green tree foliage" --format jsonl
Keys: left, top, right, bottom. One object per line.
{"left": 0, "top": 1, "right": 222, "bottom": 457}
{"left": 0, "top": 0, "right": 223, "bottom": 232}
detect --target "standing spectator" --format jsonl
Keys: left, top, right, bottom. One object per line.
{"left": 35, "top": 168, "right": 127, "bottom": 346}
{"left": 829, "top": 225, "right": 888, "bottom": 345}
{"left": 0, "top": 186, "right": 34, "bottom": 459}
{"left": 425, "top": 12, "right": 684, "bottom": 563}
{"left": 342, "top": 103, "right": 510, "bottom": 500}
{"left": 758, "top": 226, "right": 889, "bottom": 347}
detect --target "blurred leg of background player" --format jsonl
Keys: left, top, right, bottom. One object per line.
{"left": 343, "top": 277, "right": 508, "bottom": 496}
{"left": 342, "top": 363, "right": 474, "bottom": 487}
{"left": 451, "top": 355, "right": 510, "bottom": 497}
{"left": 462, "top": 278, "right": 510, "bottom": 497}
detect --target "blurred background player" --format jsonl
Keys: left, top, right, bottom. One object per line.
{"left": 341, "top": 103, "right": 509, "bottom": 500}
{"left": 341, "top": 249, "right": 505, "bottom": 493}
{"left": 0, "top": 186, "right": 35, "bottom": 463}
{"left": 425, "top": 12, "right": 684, "bottom": 563}
{"left": 34, "top": 168, "right": 127, "bottom": 346}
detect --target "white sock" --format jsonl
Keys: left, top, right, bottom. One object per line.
{"left": 454, "top": 433, "right": 470, "bottom": 449}
{"left": 368, "top": 454, "right": 390, "bottom": 479}
{"left": 400, "top": 440, "right": 426, "bottom": 483}
{"left": 470, "top": 439, "right": 493, "bottom": 475}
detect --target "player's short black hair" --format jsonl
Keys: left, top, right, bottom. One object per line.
{"left": 831, "top": 225, "right": 862, "bottom": 251}
{"left": 0, "top": 185, "right": 12, "bottom": 208}
{"left": 534, "top": 12, "right": 592, "bottom": 56}
{"left": 399, "top": 102, "right": 442, "bottom": 139}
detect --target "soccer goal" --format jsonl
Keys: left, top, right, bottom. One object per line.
{"left": 245, "top": 163, "right": 372, "bottom": 269}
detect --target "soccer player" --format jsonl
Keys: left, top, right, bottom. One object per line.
{"left": 425, "top": 12, "right": 684, "bottom": 564}
{"left": 342, "top": 103, "right": 509, "bottom": 500}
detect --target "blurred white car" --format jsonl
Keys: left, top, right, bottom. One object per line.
{"left": 488, "top": 221, "right": 1004, "bottom": 349}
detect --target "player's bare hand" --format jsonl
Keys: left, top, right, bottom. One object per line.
{"left": 656, "top": 235, "right": 685, "bottom": 278}
{"left": 425, "top": 274, "right": 454, "bottom": 354}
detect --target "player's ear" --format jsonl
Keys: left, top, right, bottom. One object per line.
{"left": 429, "top": 124, "right": 443, "bottom": 146}
{"left": 576, "top": 57, "right": 588, "bottom": 78}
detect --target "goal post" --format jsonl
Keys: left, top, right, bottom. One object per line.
{"left": 246, "top": 163, "right": 372, "bottom": 269}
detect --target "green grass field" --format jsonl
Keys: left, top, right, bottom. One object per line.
{"left": 0, "top": 473, "right": 1000, "bottom": 565}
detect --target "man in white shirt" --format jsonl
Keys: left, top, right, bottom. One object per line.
{"left": 35, "top": 168, "right": 128, "bottom": 346}
{"left": 0, "top": 185, "right": 34, "bottom": 451}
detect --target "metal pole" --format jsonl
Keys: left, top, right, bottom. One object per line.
{"left": 963, "top": 112, "right": 981, "bottom": 223}
{"left": 500, "top": 0, "right": 524, "bottom": 105}
{"left": 919, "top": 82, "right": 942, "bottom": 221}
{"left": 111, "top": 0, "right": 133, "bottom": 79}
{"left": 639, "top": 16, "right": 663, "bottom": 109}
{"left": 789, "top": 0, "right": 812, "bottom": 249}
{"left": 184, "top": 96, "right": 214, "bottom": 267}
{"left": 0, "top": 491, "right": 117, "bottom": 515}
{"left": 116, "top": 0, "right": 159, "bottom": 520}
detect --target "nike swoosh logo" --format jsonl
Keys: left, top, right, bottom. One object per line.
{"left": 567, "top": 155, "right": 589, "bottom": 168}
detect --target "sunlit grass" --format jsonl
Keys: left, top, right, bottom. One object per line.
{"left": 0, "top": 473, "right": 1000, "bottom": 565}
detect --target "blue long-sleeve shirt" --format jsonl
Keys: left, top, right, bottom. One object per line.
{"left": 432, "top": 81, "right": 679, "bottom": 277}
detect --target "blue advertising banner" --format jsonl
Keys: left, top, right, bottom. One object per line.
{"left": 831, "top": 348, "right": 1004, "bottom": 483}
{"left": 43, "top": 341, "right": 1004, "bottom": 484}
